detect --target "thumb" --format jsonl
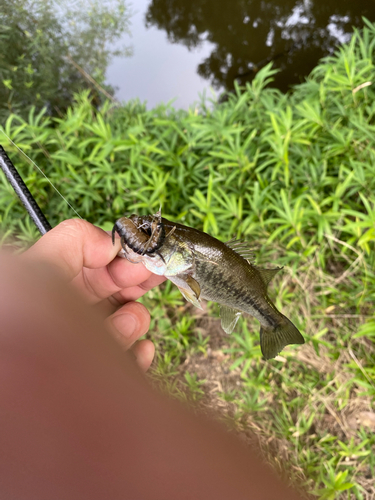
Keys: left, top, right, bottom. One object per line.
{"left": 22, "top": 219, "right": 122, "bottom": 281}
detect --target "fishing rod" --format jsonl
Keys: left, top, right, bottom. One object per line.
{"left": 0, "top": 145, "right": 52, "bottom": 235}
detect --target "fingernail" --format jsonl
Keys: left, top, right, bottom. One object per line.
{"left": 111, "top": 314, "right": 137, "bottom": 339}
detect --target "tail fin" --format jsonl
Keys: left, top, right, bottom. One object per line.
{"left": 260, "top": 315, "right": 304, "bottom": 360}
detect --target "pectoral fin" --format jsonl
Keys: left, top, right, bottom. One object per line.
{"left": 169, "top": 275, "right": 202, "bottom": 310}
{"left": 178, "top": 287, "right": 202, "bottom": 309}
{"left": 220, "top": 305, "right": 242, "bottom": 334}
{"left": 185, "top": 275, "right": 201, "bottom": 300}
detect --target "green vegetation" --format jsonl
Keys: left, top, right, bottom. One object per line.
{"left": 1, "top": 19, "right": 375, "bottom": 500}
{"left": 0, "top": 0, "right": 131, "bottom": 121}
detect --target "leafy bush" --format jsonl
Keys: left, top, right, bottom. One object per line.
{"left": 1, "top": 19, "right": 375, "bottom": 500}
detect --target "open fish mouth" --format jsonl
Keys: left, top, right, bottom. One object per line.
{"left": 112, "top": 211, "right": 166, "bottom": 256}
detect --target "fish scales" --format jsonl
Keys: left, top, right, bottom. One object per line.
{"left": 162, "top": 219, "right": 280, "bottom": 327}
{"left": 194, "top": 252, "right": 279, "bottom": 327}
{"left": 113, "top": 212, "right": 305, "bottom": 359}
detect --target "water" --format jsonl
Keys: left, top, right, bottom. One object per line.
{"left": 106, "top": 0, "right": 217, "bottom": 109}
{"left": 106, "top": 0, "right": 375, "bottom": 109}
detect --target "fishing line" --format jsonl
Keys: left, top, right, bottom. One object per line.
{"left": 0, "top": 129, "right": 83, "bottom": 220}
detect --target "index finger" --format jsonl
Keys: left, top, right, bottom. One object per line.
{"left": 74, "top": 256, "right": 165, "bottom": 304}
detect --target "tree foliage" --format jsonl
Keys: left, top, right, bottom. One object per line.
{"left": 0, "top": 0, "right": 131, "bottom": 120}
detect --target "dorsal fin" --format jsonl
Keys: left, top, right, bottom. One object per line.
{"left": 256, "top": 266, "right": 283, "bottom": 287}
{"left": 225, "top": 238, "right": 256, "bottom": 262}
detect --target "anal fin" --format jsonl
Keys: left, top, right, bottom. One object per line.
{"left": 220, "top": 305, "right": 242, "bottom": 334}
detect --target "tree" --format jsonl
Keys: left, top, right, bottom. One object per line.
{"left": 0, "top": 0, "right": 131, "bottom": 119}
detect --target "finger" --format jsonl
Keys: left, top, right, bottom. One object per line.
{"left": 106, "top": 254, "right": 160, "bottom": 289}
{"left": 112, "top": 274, "right": 166, "bottom": 304}
{"left": 131, "top": 340, "right": 155, "bottom": 372}
{"left": 90, "top": 296, "right": 123, "bottom": 319}
{"left": 106, "top": 302, "right": 151, "bottom": 350}
{"left": 22, "top": 219, "right": 122, "bottom": 282}
{"left": 94, "top": 271, "right": 166, "bottom": 317}
{"left": 72, "top": 256, "right": 158, "bottom": 304}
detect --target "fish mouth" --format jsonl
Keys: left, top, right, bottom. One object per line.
{"left": 112, "top": 213, "right": 166, "bottom": 256}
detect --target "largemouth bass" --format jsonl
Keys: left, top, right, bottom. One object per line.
{"left": 112, "top": 211, "right": 304, "bottom": 359}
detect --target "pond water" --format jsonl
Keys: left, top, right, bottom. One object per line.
{"left": 106, "top": 0, "right": 375, "bottom": 109}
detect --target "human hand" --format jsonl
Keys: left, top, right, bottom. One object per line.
{"left": 1, "top": 224, "right": 306, "bottom": 500}
{"left": 22, "top": 219, "right": 166, "bottom": 371}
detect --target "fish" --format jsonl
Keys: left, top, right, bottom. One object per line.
{"left": 112, "top": 211, "right": 304, "bottom": 360}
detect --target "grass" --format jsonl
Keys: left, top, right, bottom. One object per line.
{"left": 1, "top": 19, "right": 375, "bottom": 500}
